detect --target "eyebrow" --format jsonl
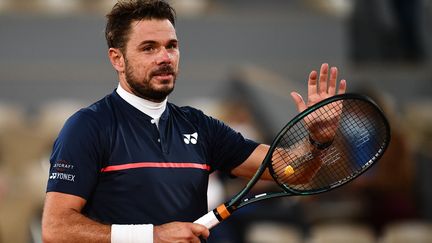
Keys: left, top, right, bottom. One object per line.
{"left": 137, "top": 39, "right": 178, "bottom": 48}
{"left": 137, "top": 40, "right": 157, "bottom": 48}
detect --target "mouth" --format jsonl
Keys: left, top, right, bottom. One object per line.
{"left": 151, "top": 65, "right": 175, "bottom": 80}
{"left": 152, "top": 73, "right": 174, "bottom": 81}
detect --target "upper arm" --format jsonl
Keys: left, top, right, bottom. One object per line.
{"left": 230, "top": 144, "right": 272, "bottom": 180}
{"left": 44, "top": 191, "right": 87, "bottom": 213}
{"left": 189, "top": 107, "right": 259, "bottom": 172}
{"left": 42, "top": 192, "right": 87, "bottom": 227}
{"left": 47, "top": 111, "right": 104, "bottom": 199}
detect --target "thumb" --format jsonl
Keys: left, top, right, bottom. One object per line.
{"left": 290, "top": 92, "right": 307, "bottom": 112}
{"left": 191, "top": 223, "right": 210, "bottom": 239}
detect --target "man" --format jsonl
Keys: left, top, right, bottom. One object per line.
{"left": 42, "top": 0, "right": 346, "bottom": 242}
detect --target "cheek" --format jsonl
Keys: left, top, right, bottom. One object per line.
{"left": 172, "top": 55, "right": 180, "bottom": 70}
{"left": 175, "top": 52, "right": 180, "bottom": 65}
{"left": 132, "top": 60, "right": 152, "bottom": 77}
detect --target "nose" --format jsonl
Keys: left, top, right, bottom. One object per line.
{"left": 156, "top": 47, "right": 172, "bottom": 65}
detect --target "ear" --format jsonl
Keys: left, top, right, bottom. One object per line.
{"left": 108, "top": 48, "right": 125, "bottom": 73}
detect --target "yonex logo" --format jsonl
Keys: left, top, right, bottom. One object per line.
{"left": 183, "top": 132, "right": 198, "bottom": 144}
{"left": 49, "top": 172, "right": 75, "bottom": 182}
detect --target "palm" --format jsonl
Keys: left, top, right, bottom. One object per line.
{"left": 307, "top": 93, "right": 330, "bottom": 107}
{"left": 290, "top": 63, "right": 347, "bottom": 143}
{"left": 304, "top": 100, "right": 343, "bottom": 143}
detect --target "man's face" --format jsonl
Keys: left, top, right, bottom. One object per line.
{"left": 122, "top": 19, "right": 179, "bottom": 102}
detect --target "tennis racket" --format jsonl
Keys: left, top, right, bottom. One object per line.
{"left": 194, "top": 93, "right": 391, "bottom": 229}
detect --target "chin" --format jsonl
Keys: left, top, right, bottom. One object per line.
{"left": 154, "top": 85, "right": 174, "bottom": 96}
{"left": 155, "top": 80, "right": 175, "bottom": 90}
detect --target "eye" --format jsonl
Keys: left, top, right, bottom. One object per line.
{"left": 142, "top": 45, "right": 156, "bottom": 53}
{"left": 167, "top": 42, "right": 178, "bottom": 50}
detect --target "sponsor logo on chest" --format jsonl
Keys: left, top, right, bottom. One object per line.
{"left": 183, "top": 132, "right": 198, "bottom": 144}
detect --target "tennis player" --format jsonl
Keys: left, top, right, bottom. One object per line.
{"left": 41, "top": 0, "right": 346, "bottom": 242}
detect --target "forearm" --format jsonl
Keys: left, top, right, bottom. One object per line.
{"left": 42, "top": 192, "right": 209, "bottom": 243}
{"left": 284, "top": 141, "right": 324, "bottom": 184}
{"left": 232, "top": 140, "right": 328, "bottom": 185}
{"left": 42, "top": 207, "right": 110, "bottom": 243}
{"left": 42, "top": 192, "right": 110, "bottom": 243}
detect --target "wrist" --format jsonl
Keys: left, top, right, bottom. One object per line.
{"left": 111, "top": 224, "right": 153, "bottom": 243}
{"left": 309, "top": 135, "right": 333, "bottom": 150}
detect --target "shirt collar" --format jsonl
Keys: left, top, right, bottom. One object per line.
{"left": 116, "top": 83, "right": 167, "bottom": 120}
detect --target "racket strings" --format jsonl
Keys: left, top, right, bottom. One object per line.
{"left": 270, "top": 98, "right": 389, "bottom": 193}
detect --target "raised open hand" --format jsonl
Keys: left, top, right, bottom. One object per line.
{"left": 290, "top": 63, "right": 346, "bottom": 111}
{"left": 290, "top": 63, "right": 347, "bottom": 145}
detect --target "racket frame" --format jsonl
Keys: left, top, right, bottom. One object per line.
{"left": 267, "top": 93, "right": 391, "bottom": 197}
{"left": 195, "top": 93, "right": 391, "bottom": 228}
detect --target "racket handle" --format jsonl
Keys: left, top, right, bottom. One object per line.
{"left": 194, "top": 203, "right": 232, "bottom": 229}
{"left": 194, "top": 211, "right": 220, "bottom": 229}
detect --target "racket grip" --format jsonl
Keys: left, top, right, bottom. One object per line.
{"left": 194, "top": 210, "right": 221, "bottom": 229}
{"left": 194, "top": 203, "right": 232, "bottom": 229}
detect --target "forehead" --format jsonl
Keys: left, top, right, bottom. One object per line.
{"left": 128, "top": 19, "right": 177, "bottom": 45}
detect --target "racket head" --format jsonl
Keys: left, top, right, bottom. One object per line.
{"left": 267, "top": 93, "right": 391, "bottom": 195}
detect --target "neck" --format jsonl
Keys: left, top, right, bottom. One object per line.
{"left": 116, "top": 83, "right": 167, "bottom": 119}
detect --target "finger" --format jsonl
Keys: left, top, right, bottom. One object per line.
{"left": 290, "top": 92, "right": 307, "bottom": 112}
{"left": 338, "top": 79, "right": 347, "bottom": 94}
{"left": 318, "top": 63, "right": 329, "bottom": 94}
{"left": 191, "top": 238, "right": 201, "bottom": 243}
{"left": 307, "top": 70, "right": 318, "bottom": 97}
{"left": 193, "top": 238, "right": 202, "bottom": 243}
{"left": 327, "top": 66, "right": 338, "bottom": 95}
{"left": 191, "top": 223, "right": 210, "bottom": 239}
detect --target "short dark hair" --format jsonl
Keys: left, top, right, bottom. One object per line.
{"left": 105, "top": 0, "right": 176, "bottom": 51}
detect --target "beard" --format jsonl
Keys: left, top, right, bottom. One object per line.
{"left": 124, "top": 60, "right": 177, "bottom": 102}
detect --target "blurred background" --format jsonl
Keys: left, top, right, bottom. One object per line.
{"left": 0, "top": 0, "right": 431, "bottom": 242}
